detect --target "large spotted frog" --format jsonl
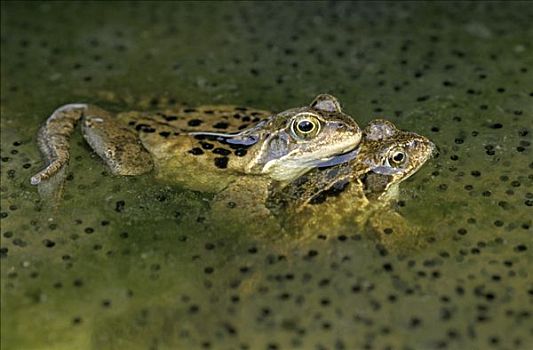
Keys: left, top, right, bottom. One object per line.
{"left": 31, "top": 95, "right": 362, "bottom": 194}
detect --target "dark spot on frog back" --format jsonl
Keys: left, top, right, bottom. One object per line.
{"left": 188, "top": 147, "right": 204, "bottom": 155}
{"left": 163, "top": 115, "right": 178, "bottom": 122}
{"left": 214, "top": 157, "right": 229, "bottom": 169}
{"left": 188, "top": 119, "right": 203, "bottom": 127}
{"left": 213, "top": 121, "right": 229, "bottom": 129}
{"left": 234, "top": 148, "right": 247, "bottom": 157}
{"left": 213, "top": 148, "right": 231, "bottom": 156}
{"left": 200, "top": 142, "right": 214, "bottom": 150}
{"left": 135, "top": 124, "right": 156, "bottom": 133}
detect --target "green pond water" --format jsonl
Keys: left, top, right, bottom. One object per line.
{"left": 1, "top": 2, "right": 532, "bottom": 350}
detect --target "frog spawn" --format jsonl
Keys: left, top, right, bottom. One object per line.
{"left": 1, "top": 2, "right": 533, "bottom": 350}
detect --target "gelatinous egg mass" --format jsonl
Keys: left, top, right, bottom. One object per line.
{"left": 1, "top": 2, "right": 531, "bottom": 350}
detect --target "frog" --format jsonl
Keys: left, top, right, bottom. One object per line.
{"left": 30, "top": 94, "right": 362, "bottom": 195}
{"left": 215, "top": 119, "right": 435, "bottom": 240}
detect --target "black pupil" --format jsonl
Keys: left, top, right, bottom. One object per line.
{"left": 298, "top": 120, "right": 314, "bottom": 133}
{"left": 393, "top": 152, "right": 404, "bottom": 162}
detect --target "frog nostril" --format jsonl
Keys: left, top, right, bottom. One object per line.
{"left": 330, "top": 122, "right": 344, "bottom": 130}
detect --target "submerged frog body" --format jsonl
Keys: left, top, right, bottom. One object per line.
{"left": 31, "top": 94, "right": 362, "bottom": 193}
{"left": 265, "top": 119, "right": 435, "bottom": 239}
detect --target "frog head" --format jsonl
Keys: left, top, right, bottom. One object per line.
{"left": 357, "top": 119, "right": 435, "bottom": 196}
{"left": 250, "top": 94, "right": 363, "bottom": 181}
{"left": 190, "top": 94, "right": 362, "bottom": 182}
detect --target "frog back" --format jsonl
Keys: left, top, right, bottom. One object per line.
{"left": 116, "top": 105, "right": 271, "bottom": 134}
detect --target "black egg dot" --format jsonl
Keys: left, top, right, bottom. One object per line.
{"left": 514, "top": 245, "right": 527, "bottom": 252}
{"left": 115, "top": 200, "right": 125, "bottom": 212}
{"left": 42, "top": 239, "right": 55, "bottom": 248}
{"left": 73, "top": 279, "right": 83, "bottom": 287}
{"left": 13, "top": 238, "right": 27, "bottom": 247}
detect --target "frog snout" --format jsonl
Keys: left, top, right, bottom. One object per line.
{"left": 330, "top": 121, "right": 356, "bottom": 133}
{"left": 431, "top": 143, "right": 440, "bottom": 158}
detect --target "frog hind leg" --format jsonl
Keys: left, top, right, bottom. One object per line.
{"left": 81, "top": 114, "right": 153, "bottom": 176}
{"left": 31, "top": 104, "right": 153, "bottom": 186}
{"left": 31, "top": 104, "right": 98, "bottom": 185}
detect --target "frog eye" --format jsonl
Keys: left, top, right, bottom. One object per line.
{"left": 291, "top": 113, "right": 321, "bottom": 139}
{"left": 387, "top": 147, "right": 407, "bottom": 167}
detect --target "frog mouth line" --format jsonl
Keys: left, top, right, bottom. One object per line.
{"left": 313, "top": 148, "right": 360, "bottom": 169}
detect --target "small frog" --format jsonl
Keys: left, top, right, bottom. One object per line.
{"left": 31, "top": 94, "right": 362, "bottom": 194}
{"left": 265, "top": 119, "right": 436, "bottom": 239}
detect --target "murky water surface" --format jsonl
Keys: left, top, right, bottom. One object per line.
{"left": 1, "top": 2, "right": 532, "bottom": 350}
